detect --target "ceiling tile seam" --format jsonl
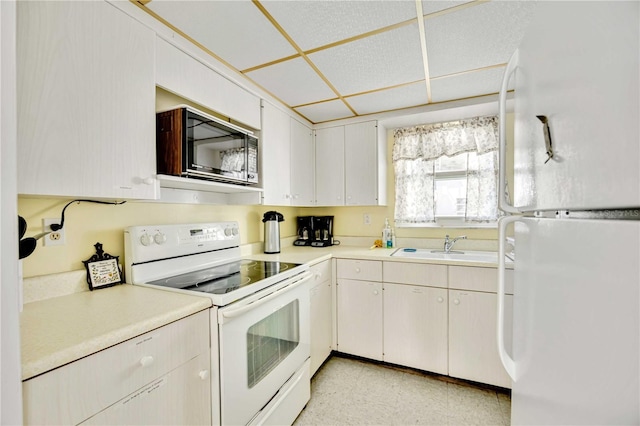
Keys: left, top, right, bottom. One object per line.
{"left": 239, "top": 72, "right": 318, "bottom": 124}
{"left": 242, "top": 54, "right": 301, "bottom": 74}
{"left": 133, "top": 1, "right": 242, "bottom": 77}
{"left": 430, "top": 63, "right": 507, "bottom": 81}
{"left": 240, "top": 0, "right": 488, "bottom": 75}
{"left": 415, "top": 0, "right": 432, "bottom": 103}
{"left": 252, "top": 0, "right": 358, "bottom": 117}
{"left": 240, "top": 18, "right": 415, "bottom": 74}
{"left": 310, "top": 91, "right": 505, "bottom": 125}
{"left": 290, "top": 79, "right": 427, "bottom": 110}
{"left": 424, "top": 0, "right": 491, "bottom": 21}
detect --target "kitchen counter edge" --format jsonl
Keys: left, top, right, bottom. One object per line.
{"left": 20, "top": 284, "right": 212, "bottom": 381}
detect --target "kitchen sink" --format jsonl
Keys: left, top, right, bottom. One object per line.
{"left": 391, "top": 248, "right": 505, "bottom": 264}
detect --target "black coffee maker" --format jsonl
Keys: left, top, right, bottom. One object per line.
{"left": 311, "top": 216, "right": 334, "bottom": 247}
{"left": 293, "top": 216, "right": 314, "bottom": 246}
{"left": 293, "top": 215, "right": 334, "bottom": 247}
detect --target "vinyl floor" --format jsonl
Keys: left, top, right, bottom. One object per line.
{"left": 293, "top": 354, "right": 511, "bottom": 426}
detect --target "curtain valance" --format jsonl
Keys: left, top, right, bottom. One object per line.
{"left": 392, "top": 116, "right": 499, "bottom": 162}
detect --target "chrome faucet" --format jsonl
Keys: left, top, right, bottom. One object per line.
{"left": 444, "top": 234, "right": 467, "bottom": 253}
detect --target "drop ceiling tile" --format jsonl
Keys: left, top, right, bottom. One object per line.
{"left": 261, "top": 1, "right": 418, "bottom": 51}
{"left": 430, "top": 66, "right": 511, "bottom": 103}
{"left": 424, "top": 1, "right": 536, "bottom": 77}
{"left": 146, "top": 1, "right": 296, "bottom": 71}
{"left": 294, "top": 100, "right": 355, "bottom": 124}
{"left": 246, "top": 57, "right": 336, "bottom": 107}
{"left": 309, "top": 23, "right": 424, "bottom": 96}
{"left": 347, "top": 81, "right": 429, "bottom": 115}
{"left": 421, "top": 1, "right": 470, "bottom": 15}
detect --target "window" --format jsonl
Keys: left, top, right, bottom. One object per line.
{"left": 393, "top": 116, "right": 500, "bottom": 226}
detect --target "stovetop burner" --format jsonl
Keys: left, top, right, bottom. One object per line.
{"left": 148, "top": 259, "right": 301, "bottom": 296}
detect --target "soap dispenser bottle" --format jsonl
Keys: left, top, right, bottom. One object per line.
{"left": 382, "top": 218, "right": 392, "bottom": 248}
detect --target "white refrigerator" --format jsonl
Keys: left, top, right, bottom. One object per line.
{"left": 497, "top": 2, "right": 639, "bottom": 425}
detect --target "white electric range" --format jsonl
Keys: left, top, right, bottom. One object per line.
{"left": 124, "top": 222, "right": 312, "bottom": 426}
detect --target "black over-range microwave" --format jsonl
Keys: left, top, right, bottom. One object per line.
{"left": 156, "top": 106, "right": 258, "bottom": 185}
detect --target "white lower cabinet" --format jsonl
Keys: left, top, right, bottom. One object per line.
{"left": 22, "top": 311, "right": 211, "bottom": 425}
{"left": 449, "top": 290, "right": 513, "bottom": 388}
{"left": 383, "top": 283, "right": 448, "bottom": 375}
{"left": 81, "top": 353, "right": 211, "bottom": 425}
{"left": 309, "top": 260, "right": 333, "bottom": 376}
{"left": 448, "top": 266, "right": 514, "bottom": 388}
{"left": 336, "top": 278, "right": 383, "bottom": 361}
{"left": 335, "top": 259, "right": 514, "bottom": 389}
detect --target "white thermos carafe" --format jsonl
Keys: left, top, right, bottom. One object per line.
{"left": 262, "top": 211, "right": 284, "bottom": 254}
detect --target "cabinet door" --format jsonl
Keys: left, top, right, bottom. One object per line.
{"left": 449, "top": 290, "right": 513, "bottom": 388}
{"left": 22, "top": 311, "right": 210, "bottom": 425}
{"left": 156, "top": 37, "right": 261, "bottom": 130}
{"left": 17, "top": 1, "right": 157, "bottom": 199}
{"left": 261, "top": 102, "right": 291, "bottom": 205}
{"left": 336, "top": 278, "right": 382, "bottom": 360}
{"left": 315, "top": 126, "right": 345, "bottom": 206}
{"left": 290, "top": 119, "right": 315, "bottom": 206}
{"left": 344, "top": 121, "right": 378, "bottom": 205}
{"left": 383, "top": 283, "right": 448, "bottom": 374}
{"left": 310, "top": 279, "right": 332, "bottom": 376}
{"left": 81, "top": 353, "right": 211, "bottom": 425}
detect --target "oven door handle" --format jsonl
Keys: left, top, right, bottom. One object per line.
{"left": 220, "top": 271, "right": 312, "bottom": 320}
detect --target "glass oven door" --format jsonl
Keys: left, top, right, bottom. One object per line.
{"left": 185, "top": 109, "right": 250, "bottom": 183}
{"left": 217, "top": 271, "right": 311, "bottom": 426}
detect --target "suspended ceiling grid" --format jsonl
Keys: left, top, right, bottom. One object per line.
{"left": 141, "top": 0, "right": 536, "bottom": 124}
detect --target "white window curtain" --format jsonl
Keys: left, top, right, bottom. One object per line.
{"left": 393, "top": 116, "right": 500, "bottom": 224}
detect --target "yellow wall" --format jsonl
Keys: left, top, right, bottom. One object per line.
{"left": 18, "top": 197, "right": 299, "bottom": 277}
{"left": 18, "top": 111, "right": 513, "bottom": 278}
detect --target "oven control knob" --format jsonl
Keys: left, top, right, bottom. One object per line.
{"left": 232, "top": 227, "right": 239, "bottom": 236}
{"left": 224, "top": 227, "right": 232, "bottom": 237}
{"left": 139, "top": 233, "right": 153, "bottom": 246}
{"left": 154, "top": 232, "right": 167, "bottom": 245}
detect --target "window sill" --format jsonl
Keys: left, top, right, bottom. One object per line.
{"left": 396, "top": 218, "right": 497, "bottom": 229}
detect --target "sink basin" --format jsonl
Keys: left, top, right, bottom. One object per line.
{"left": 391, "top": 248, "right": 504, "bottom": 264}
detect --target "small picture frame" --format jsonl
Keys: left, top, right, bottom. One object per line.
{"left": 83, "top": 243, "right": 123, "bottom": 291}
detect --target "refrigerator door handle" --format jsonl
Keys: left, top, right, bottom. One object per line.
{"left": 498, "top": 50, "right": 522, "bottom": 214}
{"left": 498, "top": 215, "right": 520, "bottom": 381}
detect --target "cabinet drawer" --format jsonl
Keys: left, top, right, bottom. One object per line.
{"left": 449, "top": 266, "right": 514, "bottom": 294}
{"left": 23, "top": 310, "right": 210, "bottom": 425}
{"left": 310, "top": 260, "right": 331, "bottom": 285}
{"left": 81, "top": 352, "right": 211, "bottom": 425}
{"left": 336, "top": 259, "right": 382, "bottom": 281}
{"left": 383, "top": 262, "right": 447, "bottom": 288}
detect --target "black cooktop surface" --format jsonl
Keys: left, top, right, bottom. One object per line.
{"left": 148, "top": 259, "right": 301, "bottom": 295}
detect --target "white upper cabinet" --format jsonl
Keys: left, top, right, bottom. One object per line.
{"left": 345, "top": 121, "right": 380, "bottom": 205}
{"left": 17, "top": 1, "right": 157, "bottom": 200}
{"left": 261, "top": 101, "right": 291, "bottom": 205}
{"left": 315, "top": 121, "right": 385, "bottom": 206}
{"left": 155, "top": 37, "right": 260, "bottom": 130}
{"left": 315, "top": 126, "right": 345, "bottom": 206}
{"left": 290, "top": 119, "right": 315, "bottom": 206}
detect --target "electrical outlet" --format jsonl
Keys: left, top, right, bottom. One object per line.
{"left": 363, "top": 213, "right": 371, "bottom": 225}
{"left": 43, "top": 218, "right": 65, "bottom": 246}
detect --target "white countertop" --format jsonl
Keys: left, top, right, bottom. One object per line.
{"left": 20, "top": 284, "right": 211, "bottom": 381}
{"left": 21, "top": 244, "right": 507, "bottom": 381}
{"left": 245, "top": 244, "right": 510, "bottom": 269}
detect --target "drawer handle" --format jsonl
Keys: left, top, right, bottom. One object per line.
{"left": 453, "top": 299, "right": 460, "bottom": 305}
{"left": 139, "top": 355, "right": 154, "bottom": 367}
{"left": 437, "top": 297, "right": 444, "bottom": 303}
{"left": 373, "top": 290, "right": 379, "bottom": 296}
{"left": 355, "top": 267, "right": 361, "bottom": 273}
{"left": 198, "top": 370, "right": 209, "bottom": 380}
